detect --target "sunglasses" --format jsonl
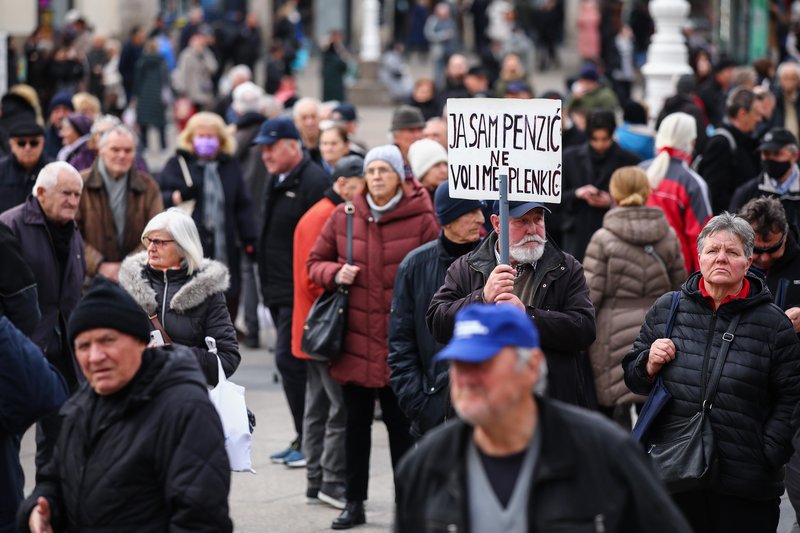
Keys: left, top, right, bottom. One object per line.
{"left": 753, "top": 232, "right": 786, "bottom": 255}
{"left": 13, "top": 138, "right": 41, "bottom": 148}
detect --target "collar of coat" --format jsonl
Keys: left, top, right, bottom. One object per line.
{"left": 467, "top": 230, "right": 564, "bottom": 278}
{"left": 83, "top": 158, "right": 151, "bottom": 193}
{"left": 118, "top": 251, "right": 230, "bottom": 315}
{"left": 21, "top": 194, "right": 79, "bottom": 232}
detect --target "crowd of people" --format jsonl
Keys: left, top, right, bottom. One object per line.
{"left": 5, "top": 1, "right": 800, "bottom": 532}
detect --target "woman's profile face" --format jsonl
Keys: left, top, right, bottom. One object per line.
{"left": 145, "top": 229, "right": 183, "bottom": 270}
{"left": 699, "top": 230, "right": 752, "bottom": 290}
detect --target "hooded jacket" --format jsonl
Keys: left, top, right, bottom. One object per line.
{"left": 16, "top": 346, "right": 232, "bottom": 532}
{"left": 623, "top": 272, "right": 800, "bottom": 499}
{"left": 583, "top": 206, "right": 686, "bottom": 407}
{"left": 308, "top": 187, "right": 439, "bottom": 388}
{"left": 118, "top": 252, "right": 240, "bottom": 386}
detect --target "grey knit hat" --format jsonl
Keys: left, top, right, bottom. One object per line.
{"left": 364, "top": 144, "right": 405, "bottom": 180}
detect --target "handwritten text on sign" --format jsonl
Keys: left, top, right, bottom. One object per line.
{"left": 447, "top": 98, "right": 562, "bottom": 203}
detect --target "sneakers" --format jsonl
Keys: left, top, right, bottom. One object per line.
{"left": 270, "top": 438, "right": 301, "bottom": 464}
{"left": 284, "top": 449, "right": 307, "bottom": 468}
{"left": 318, "top": 482, "right": 346, "bottom": 509}
{"left": 306, "top": 485, "right": 321, "bottom": 504}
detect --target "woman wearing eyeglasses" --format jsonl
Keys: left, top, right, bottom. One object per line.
{"left": 118, "top": 208, "right": 240, "bottom": 386}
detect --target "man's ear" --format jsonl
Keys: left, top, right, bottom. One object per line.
{"left": 490, "top": 214, "right": 500, "bottom": 233}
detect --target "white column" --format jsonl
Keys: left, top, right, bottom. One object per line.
{"left": 641, "top": 0, "right": 693, "bottom": 121}
{"left": 360, "top": 0, "right": 381, "bottom": 62}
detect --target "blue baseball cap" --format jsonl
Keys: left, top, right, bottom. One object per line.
{"left": 252, "top": 117, "right": 301, "bottom": 145}
{"left": 332, "top": 102, "right": 357, "bottom": 122}
{"left": 492, "top": 201, "right": 551, "bottom": 217}
{"left": 434, "top": 304, "right": 540, "bottom": 363}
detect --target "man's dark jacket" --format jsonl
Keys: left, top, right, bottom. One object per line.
{"left": 559, "top": 142, "right": 641, "bottom": 261}
{"left": 0, "top": 153, "right": 53, "bottom": 214}
{"left": 389, "top": 236, "right": 469, "bottom": 439}
{"left": 17, "top": 346, "right": 233, "bottom": 533}
{"left": 394, "top": 397, "right": 691, "bottom": 532}
{"left": 426, "top": 232, "right": 597, "bottom": 406}
{"left": 0, "top": 222, "right": 39, "bottom": 336}
{"left": 623, "top": 272, "right": 800, "bottom": 500}
{"left": 696, "top": 123, "right": 759, "bottom": 214}
{"left": 233, "top": 112, "right": 268, "bottom": 229}
{"left": 0, "top": 317, "right": 66, "bottom": 533}
{"left": 259, "top": 154, "right": 327, "bottom": 307}
{"left": 729, "top": 169, "right": 800, "bottom": 231}
{"left": 0, "top": 195, "right": 85, "bottom": 384}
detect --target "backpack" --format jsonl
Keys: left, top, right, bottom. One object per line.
{"left": 692, "top": 128, "right": 737, "bottom": 173}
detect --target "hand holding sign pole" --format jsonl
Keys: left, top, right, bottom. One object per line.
{"left": 447, "top": 98, "right": 562, "bottom": 266}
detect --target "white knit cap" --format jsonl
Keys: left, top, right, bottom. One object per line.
{"left": 408, "top": 139, "right": 447, "bottom": 180}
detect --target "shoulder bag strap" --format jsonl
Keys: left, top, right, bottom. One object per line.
{"left": 345, "top": 202, "right": 354, "bottom": 265}
{"left": 177, "top": 156, "right": 193, "bottom": 187}
{"left": 702, "top": 312, "right": 742, "bottom": 409}
{"left": 149, "top": 314, "right": 173, "bottom": 344}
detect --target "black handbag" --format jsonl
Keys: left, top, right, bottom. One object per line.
{"left": 646, "top": 312, "right": 741, "bottom": 493}
{"left": 301, "top": 202, "right": 354, "bottom": 362}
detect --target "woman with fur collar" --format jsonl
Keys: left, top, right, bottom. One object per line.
{"left": 118, "top": 209, "right": 240, "bottom": 386}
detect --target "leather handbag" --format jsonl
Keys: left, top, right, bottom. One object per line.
{"left": 301, "top": 202, "right": 354, "bottom": 362}
{"left": 645, "top": 312, "right": 742, "bottom": 493}
{"left": 632, "top": 291, "right": 681, "bottom": 443}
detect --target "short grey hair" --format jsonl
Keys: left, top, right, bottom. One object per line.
{"left": 90, "top": 114, "right": 121, "bottom": 136}
{"left": 232, "top": 81, "right": 264, "bottom": 115}
{"left": 292, "top": 96, "right": 320, "bottom": 118}
{"left": 141, "top": 209, "right": 204, "bottom": 274}
{"left": 34, "top": 162, "right": 83, "bottom": 192}
{"left": 697, "top": 212, "right": 755, "bottom": 259}
{"left": 98, "top": 124, "right": 137, "bottom": 149}
{"left": 777, "top": 61, "right": 800, "bottom": 80}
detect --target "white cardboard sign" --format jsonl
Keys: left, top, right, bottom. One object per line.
{"left": 446, "top": 98, "right": 562, "bottom": 203}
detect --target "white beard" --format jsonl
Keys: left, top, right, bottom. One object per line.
{"left": 509, "top": 235, "right": 546, "bottom": 264}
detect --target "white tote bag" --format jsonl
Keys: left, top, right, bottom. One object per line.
{"left": 206, "top": 337, "right": 255, "bottom": 473}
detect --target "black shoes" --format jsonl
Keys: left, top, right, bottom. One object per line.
{"left": 331, "top": 501, "right": 365, "bottom": 530}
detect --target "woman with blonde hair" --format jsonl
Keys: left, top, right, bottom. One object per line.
{"left": 642, "top": 111, "right": 712, "bottom": 274}
{"left": 583, "top": 166, "right": 686, "bottom": 426}
{"left": 157, "top": 112, "right": 257, "bottom": 315}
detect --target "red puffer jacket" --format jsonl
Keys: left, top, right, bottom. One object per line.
{"left": 308, "top": 187, "right": 439, "bottom": 388}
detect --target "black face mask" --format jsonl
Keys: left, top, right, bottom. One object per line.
{"left": 763, "top": 159, "right": 792, "bottom": 180}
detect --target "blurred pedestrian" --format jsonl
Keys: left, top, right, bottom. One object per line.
{"left": 133, "top": 38, "right": 169, "bottom": 152}
{"left": 0, "top": 119, "right": 53, "bottom": 214}
{"left": 321, "top": 30, "right": 350, "bottom": 103}
{"left": 172, "top": 33, "right": 218, "bottom": 112}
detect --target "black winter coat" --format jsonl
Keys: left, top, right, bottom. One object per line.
{"left": 427, "top": 232, "right": 597, "bottom": 406}
{"left": 395, "top": 397, "right": 691, "bottom": 532}
{"left": 696, "top": 123, "right": 760, "bottom": 214}
{"left": 389, "top": 236, "right": 471, "bottom": 439}
{"left": 0, "top": 154, "right": 53, "bottom": 214}
{"left": 0, "top": 222, "right": 39, "bottom": 337}
{"left": 559, "top": 142, "right": 641, "bottom": 261}
{"left": 133, "top": 53, "right": 167, "bottom": 128}
{"left": 1, "top": 317, "right": 66, "bottom": 533}
{"left": 118, "top": 252, "right": 240, "bottom": 387}
{"left": 259, "top": 154, "right": 328, "bottom": 307}
{"left": 17, "top": 346, "right": 233, "bottom": 532}
{"left": 623, "top": 272, "right": 800, "bottom": 500}
{"left": 758, "top": 229, "right": 800, "bottom": 310}
{"left": 728, "top": 169, "right": 800, "bottom": 231}
{"left": 233, "top": 112, "right": 268, "bottom": 229}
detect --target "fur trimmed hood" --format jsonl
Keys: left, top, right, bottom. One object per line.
{"left": 119, "top": 252, "right": 230, "bottom": 314}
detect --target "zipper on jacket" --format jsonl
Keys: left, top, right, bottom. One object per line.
{"left": 161, "top": 270, "right": 169, "bottom": 329}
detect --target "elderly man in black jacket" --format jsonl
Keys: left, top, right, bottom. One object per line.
{"left": 427, "top": 201, "right": 597, "bottom": 407}
{"left": 18, "top": 277, "right": 232, "bottom": 533}
{"left": 389, "top": 183, "right": 484, "bottom": 439}
{"left": 396, "top": 304, "right": 689, "bottom": 532}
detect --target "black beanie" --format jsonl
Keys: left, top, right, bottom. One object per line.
{"left": 434, "top": 182, "right": 485, "bottom": 226}
{"left": 67, "top": 276, "right": 151, "bottom": 346}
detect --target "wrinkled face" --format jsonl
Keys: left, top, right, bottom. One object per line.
{"left": 319, "top": 128, "right": 349, "bottom": 165}
{"left": 365, "top": 160, "right": 401, "bottom": 205}
{"left": 10, "top": 135, "right": 44, "bottom": 169}
{"left": 450, "top": 347, "right": 539, "bottom": 427}
{"left": 751, "top": 227, "right": 786, "bottom": 271}
{"left": 698, "top": 230, "right": 752, "bottom": 290}
{"left": 492, "top": 208, "right": 547, "bottom": 263}
{"left": 589, "top": 128, "right": 613, "bottom": 155}
{"left": 59, "top": 119, "right": 79, "bottom": 145}
{"left": 295, "top": 103, "right": 320, "bottom": 143}
{"left": 261, "top": 138, "right": 300, "bottom": 175}
{"left": 144, "top": 229, "right": 183, "bottom": 270}
{"left": 780, "top": 68, "right": 800, "bottom": 94}
{"left": 36, "top": 171, "right": 82, "bottom": 224}
{"left": 394, "top": 127, "right": 424, "bottom": 157}
{"left": 444, "top": 208, "right": 485, "bottom": 244}
{"left": 420, "top": 161, "right": 448, "bottom": 190}
{"left": 423, "top": 121, "right": 447, "bottom": 148}
{"left": 100, "top": 131, "right": 136, "bottom": 177}
{"left": 74, "top": 328, "right": 144, "bottom": 395}
{"left": 336, "top": 176, "right": 366, "bottom": 201}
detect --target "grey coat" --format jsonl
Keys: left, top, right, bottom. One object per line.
{"left": 118, "top": 252, "right": 240, "bottom": 386}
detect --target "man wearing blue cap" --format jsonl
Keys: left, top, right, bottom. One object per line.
{"left": 427, "top": 199, "right": 596, "bottom": 407}
{"left": 253, "top": 116, "right": 328, "bottom": 467}
{"left": 395, "top": 304, "right": 690, "bottom": 532}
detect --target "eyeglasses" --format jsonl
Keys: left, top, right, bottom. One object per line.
{"left": 753, "top": 233, "right": 786, "bottom": 255}
{"left": 142, "top": 237, "right": 175, "bottom": 248}
{"left": 13, "top": 138, "right": 41, "bottom": 148}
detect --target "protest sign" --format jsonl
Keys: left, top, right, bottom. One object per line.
{"left": 447, "top": 98, "right": 562, "bottom": 203}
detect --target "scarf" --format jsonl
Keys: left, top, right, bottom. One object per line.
{"left": 366, "top": 188, "right": 403, "bottom": 221}
{"left": 657, "top": 146, "right": 693, "bottom": 165}
{"left": 199, "top": 159, "right": 227, "bottom": 265}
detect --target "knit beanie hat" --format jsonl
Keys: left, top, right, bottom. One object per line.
{"left": 364, "top": 144, "right": 405, "bottom": 179}
{"left": 48, "top": 91, "right": 75, "bottom": 114}
{"left": 434, "top": 182, "right": 485, "bottom": 225}
{"left": 66, "top": 112, "right": 93, "bottom": 136}
{"left": 67, "top": 276, "right": 151, "bottom": 346}
{"left": 408, "top": 139, "right": 447, "bottom": 180}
